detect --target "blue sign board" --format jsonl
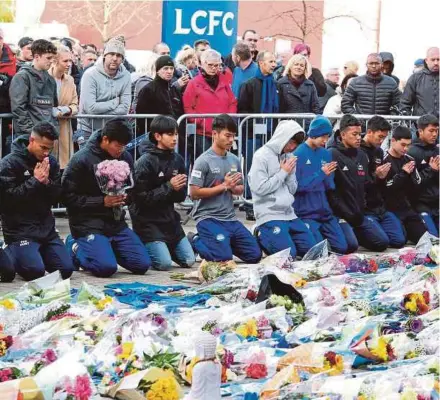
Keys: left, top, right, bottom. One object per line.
{"left": 162, "top": 0, "right": 239, "bottom": 56}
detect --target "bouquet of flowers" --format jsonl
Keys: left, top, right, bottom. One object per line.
{"left": 95, "top": 159, "right": 133, "bottom": 221}
{"left": 171, "top": 259, "right": 237, "bottom": 283}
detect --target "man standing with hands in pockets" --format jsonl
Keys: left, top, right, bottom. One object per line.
{"left": 249, "top": 119, "right": 316, "bottom": 258}
{"left": 188, "top": 114, "right": 262, "bottom": 264}
{"left": 293, "top": 116, "right": 355, "bottom": 254}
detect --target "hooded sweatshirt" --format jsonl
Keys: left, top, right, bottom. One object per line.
{"left": 9, "top": 64, "right": 58, "bottom": 136}
{"left": 407, "top": 138, "right": 439, "bottom": 213}
{"left": 248, "top": 120, "right": 303, "bottom": 226}
{"left": 61, "top": 130, "right": 133, "bottom": 239}
{"left": 379, "top": 52, "right": 400, "bottom": 86}
{"left": 78, "top": 57, "right": 131, "bottom": 134}
{"left": 0, "top": 135, "right": 61, "bottom": 244}
{"left": 129, "top": 140, "right": 186, "bottom": 244}
{"left": 293, "top": 142, "right": 334, "bottom": 221}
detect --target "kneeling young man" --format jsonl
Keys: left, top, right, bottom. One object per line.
{"left": 189, "top": 114, "right": 262, "bottom": 263}
{"left": 63, "top": 119, "right": 151, "bottom": 277}
{"left": 249, "top": 120, "right": 317, "bottom": 258}
{"left": 130, "top": 116, "right": 195, "bottom": 270}
{"left": 294, "top": 116, "right": 354, "bottom": 254}
{"left": 0, "top": 122, "right": 74, "bottom": 281}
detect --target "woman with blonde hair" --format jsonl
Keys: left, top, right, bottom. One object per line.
{"left": 278, "top": 54, "right": 320, "bottom": 115}
{"left": 175, "top": 45, "right": 199, "bottom": 78}
{"left": 48, "top": 44, "right": 78, "bottom": 169}
{"left": 343, "top": 60, "right": 359, "bottom": 76}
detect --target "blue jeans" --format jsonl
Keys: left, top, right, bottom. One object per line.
{"left": 194, "top": 219, "right": 262, "bottom": 263}
{"left": 368, "top": 212, "right": 406, "bottom": 248}
{"left": 257, "top": 219, "right": 317, "bottom": 258}
{"left": 420, "top": 212, "right": 439, "bottom": 237}
{"left": 145, "top": 237, "right": 196, "bottom": 271}
{"left": 6, "top": 237, "right": 74, "bottom": 281}
{"left": 339, "top": 221, "right": 359, "bottom": 253}
{"left": 73, "top": 227, "right": 151, "bottom": 277}
{"left": 302, "top": 216, "right": 350, "bottom": 254}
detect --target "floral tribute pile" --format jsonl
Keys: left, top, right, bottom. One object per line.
{"left": 0, "top": 234, "right": 439, "bottom": 399}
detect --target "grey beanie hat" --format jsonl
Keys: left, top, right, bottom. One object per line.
{"left": 104, "top": 39, "right": 125, "bottom": 58}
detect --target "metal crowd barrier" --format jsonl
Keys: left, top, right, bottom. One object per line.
{"left": 0, "top": 112, "right": 422, "bottom": 215}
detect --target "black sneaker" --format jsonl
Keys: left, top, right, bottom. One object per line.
{"left": 186, "top": 231, "right": 199, "bottom": 256}
{"left": 245, "top": 208, "right": 256, "bottom": 221}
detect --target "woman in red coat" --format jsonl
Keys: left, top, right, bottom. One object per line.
{"left": 183, "top": 49, "right": 237, "bottom": 157}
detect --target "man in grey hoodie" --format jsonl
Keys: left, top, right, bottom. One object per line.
{"left": 77, "top": 39, "right": 131, "bottom": 147}
{"left": 248, "top": 120, "right": 316, "bottom": 258}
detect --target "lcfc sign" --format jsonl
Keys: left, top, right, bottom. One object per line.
{"left": 162, "top": 0, "right": 239, "bottom": 56}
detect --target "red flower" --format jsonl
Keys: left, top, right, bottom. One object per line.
{"left": 369, "top": 260, "right": 379, "bottom": 273}
{"left": 245, "top": 363, "right": 267, "bottom": 379}
{"left": 3, "top": 335, "right": 13, "bottom": 347}
{"left": 246, "top": 290, "right": 257, "bottom": 302}
{"left": 386, "top": 343, "right": 396, "bottom": 361}
{"left": 422, "top": 291, "right": 430, "bottom": 305}
{"left": 324, "top": 351, "right": 337, "bottom": 366}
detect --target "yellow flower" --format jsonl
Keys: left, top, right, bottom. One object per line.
{"left": 400, "top": 388, "right": 418, "bottom": 400}
{"left": 117, "top": 342, "right": 134, "bottom": 360}
{"left": 341, "top": 287, "right": 349, "bottom": 299}
{"left": 186, "top": 357, "right": 200, "bottom": 383}
{"left": 294, "top": 279, "right": 307, "bottom": 288}
{"left": 95, "top": 296, "right": 113, "bottom": 311}
{"left": 0, "top": 299, "right": 15, "bottom": 310}
{"left": 236, "top": 319, "right": 257, "bottom": 338}
{"left": 146, "top": 376, "right": 180, "bottom": 400}
{"left": 370, "top": 336, "right": 389, "bottom": 361}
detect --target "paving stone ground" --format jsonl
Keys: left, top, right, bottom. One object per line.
{"left": 0, "top": 210, "right": 397, "bottom": 296}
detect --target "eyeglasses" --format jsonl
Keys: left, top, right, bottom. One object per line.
{"left": 247, "top": 39, "right": 258, "bottom": 42}
{"left": 206, "top": 63, "right": 222, "bottom": 69}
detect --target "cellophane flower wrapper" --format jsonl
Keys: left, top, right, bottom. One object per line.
{"left": 94, "top": 159, "right": 134, "bottom": 221}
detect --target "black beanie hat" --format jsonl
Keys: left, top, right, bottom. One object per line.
{"left": 155, "top": 55, "right": 174, "bottom": 72}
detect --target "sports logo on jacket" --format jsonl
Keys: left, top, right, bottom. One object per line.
{"left": 158, "top": 171, "right": 164, "bottom": 177}
{"left": 24, "top": 170, "right": 30, "bottom": 176}
{"left": 357, "top": 164, "right": 365, "bottom": 176}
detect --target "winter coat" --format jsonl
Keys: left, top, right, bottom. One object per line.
{"left": 0, "top": 43, "right": 16, "bottom": 113}
{"left": 379, "top": 52, "right": 400, "bottom": 86}
{"left": 309, "top": 67, "right": 327, "bottom": 97}
{"left": 0, "top": 135, "right": 61, "bottom": 244}
{"left": 400, "top": 68, "right": 439, "bottom": 117}
{"left": 382, "top": 152, "right": 421, "bottom": 213}
{"left": 341, "top": 73, "right": 401, "bottom": 115}
{"left": 323, "top": 88, "right": 343, "bottom": 130}
{"left": 78, "top": 57, "right": 131, "bottom": 134}
{"left": 132, "top": 75, "right": 153, "bottom": 111}
{"left": 359, "top": 141, "right": 387, "bottom": 216}
{"left": 293, "top": 143, "right": 334, "bottom": 221}
{"left": 248, "top": 120, "right": 301, "bottom": 227}
{"left": 407, "top": 139, "right": 439, "bottom": 213}
{"left": 327, "top": 141, "right": 369, "bottom": 227}
{"left": 277, "top": 76, "right": 320, "bottom": 114}
{"left": 9, "top": 64, "right": 59, "bottom": 136}
{"left": 61, "top": 130, "right": 133, "bottom": 239}
{"left": 183, "top": 73, "right": 237, "bottom": 136}
{"left": 49, "top": 67, "right": 79, "bottom": 169}
{"left": 238, "top": 76, "right": 263, "bottom": 113}
{"left": 319, "top": 80, "right": 338, "bottom": 112}
{"left": 129, "top": 141, "right": 186, "bottom": 244}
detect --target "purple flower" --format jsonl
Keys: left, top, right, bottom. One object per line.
{"left": 221, "top": 349, "right": 234, "bottom": 368}
{"left": 211, "top": 327, "right": 223, "bottom": 336}
{"left": 408, "top": 318, "right": 424, "bottom": 333}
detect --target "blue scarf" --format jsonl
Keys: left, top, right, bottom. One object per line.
{"left": 256, "top": 68, "right": 279, "bottom": 113}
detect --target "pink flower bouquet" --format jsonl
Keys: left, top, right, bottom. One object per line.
{"left": 95, "top": 160, "right": 133, "bottom": 220}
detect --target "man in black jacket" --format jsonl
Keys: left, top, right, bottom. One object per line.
{"left": 401, "top": 47, "right": 439, "bottom": 118}
{"left": 62, "top": 119, "right": 151, "bottom": 278}
{"left": 0, "top": 122, "right": 74, "bottom": 281}
{"left": 328, "top": 115, "right": 390, "bottom": 252}
{"left": 382, "top": 126, "right": 427, "bottom": 243}
{"left": 407, "top": 114, "right": 439, "bottom": 236}
{"left": 130, "top": 116, "right": 196, "bottom": 270}
{"left": 136, "top": 56, "right": 184, "bottom": 134}
{"left": 341, "top": 53, "right": 401, "bottom": 115}
{"left": 360, "top": 116, "right": 406, "bottom": 247}
{"left": 379, "top": 52, "right": 400, "bottom": 86}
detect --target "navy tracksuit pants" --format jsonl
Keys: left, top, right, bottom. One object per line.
{"left": 256, "top": 219, "right": 317, "bottom": 258}
{"left": 194, "top": 219, "right": 262, "bottom": 263}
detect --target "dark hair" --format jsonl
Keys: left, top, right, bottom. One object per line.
{"left": 193, "top": 39, "right": 210, "bottom": 49}
{"left": 31, "top": 39, "right": 58, "bottom": 56}
{"left": 149, "top": 115, "right": 178, "bottom": 144}
{"left": 340, "top": 114, "right": 361, "bottom": 133}
{"left": 60, "top": 38, "right": 73, "bottom": 51}
{"left": 340, "top": 73, "right": 358, "bottom": 94}
{"left": 212, "top": 114, "right": 237, "bottom": 134}
{"left": 293, "top": 132, "right": 305, "bottom": 144}
{"left": 368, "top": 116, "right": 391, "bottom": 132}
{"left": 417, "top": 114, "right": 439, "bottom": 130}
{"left": 32, "top": 122, "right": 59, "bottom": 140}
{"left": 84, "top": 43, "right": 97, "bottom": 52}
{"left": 392, "top": 126, "right": 412, "bottom": 140}
{"left": 102, "top": 118, "right": 132, "bottom": 144}
{"left": 233, "top": 42, "right": 251, "bottom": 61}
{"left": 242, "top": 29, "right": 257, "bottom": 40}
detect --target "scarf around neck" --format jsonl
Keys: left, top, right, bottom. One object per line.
{"left": 255, "top": 68, "right": 279, "bottom": 113}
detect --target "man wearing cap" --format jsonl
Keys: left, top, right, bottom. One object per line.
{"left": 293, "top": 116, "right": 355, "bottom": 254}
{"left": 136, "top": 55, "right": 183, "bottom": 134}
{"left": 77, "top": 39, "right": 131, "bottom": 147}
{"left": 248, "top": 120, "right": 316, "bottom": 258}
{"left": 16, "top": 37, "right": 33, "bottom": 72}
{"left": 413, "top": 59, "right": 424, "bottom": 73}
